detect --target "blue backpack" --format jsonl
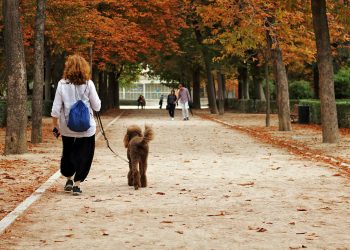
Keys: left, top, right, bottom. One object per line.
{"left": 67, "top": 83, "right": 91, "bottom": 132}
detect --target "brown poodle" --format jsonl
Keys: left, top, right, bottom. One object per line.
{"left": 123, "top": 125, "right": 154, "bottom": 190}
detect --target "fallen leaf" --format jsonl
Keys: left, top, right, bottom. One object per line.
{"left": 161, "top": 221, "right": 173, "bottom": 224}
{"left": 272, "top": 167, "right": 281, "bottom": 170}
{"left": 238, "top": 182, "right": 255, "bottom": 186}
{"left": 156, "top": 192, "right": 165, "bottom": 195}
{"left": 175, "top": 230, "right": 184, "bottom": 234}
{"left": 257, "top": 228, "right": 267, "bottom": 232}
{"left": 332, "top": 173, "right": 341, "bottom": 176}
{"left": 102, "top": 230, "right": 109, "bottom": 236}
{"left": 207, "top": 211, "right": 226, "bottom": 217}
{"left": 289, "top": 222, "right": 296, "bottom": 225}
{"left": 65, "top": 234, "right": 74, "bottom": 237}
{"left": 297, "top": 208, "right": 307, "bottom": 211}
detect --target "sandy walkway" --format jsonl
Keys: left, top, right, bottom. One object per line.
{"left": 1, "top": 110, "right": 350, "bottom": 249}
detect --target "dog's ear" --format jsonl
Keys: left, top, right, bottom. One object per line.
{"left": 123, "top": 133, "right": 129, "bottom": 148}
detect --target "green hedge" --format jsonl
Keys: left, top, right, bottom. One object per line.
{"left": 225, "top": 99, "right": 299, "bottom": 114}
{"left": 226, "top": 98, "right": 350, "bottom": 128}
{"left": 0, "top": 100, "right": 53, "bottom": 127}
{"left": 299, "top": 99, "right": 350, "bottom": 128}
{"left": 120, "top": 99, "right": 138, "bottom": 105}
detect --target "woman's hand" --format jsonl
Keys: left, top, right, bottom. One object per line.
{"left": 52, "top": 127, "right": 60, "bottom": 138}
{"left": 52, "top": 117, "right": 60, "bottom": 138}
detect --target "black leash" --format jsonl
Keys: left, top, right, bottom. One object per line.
{"left": 95, "top": 111, "right": 129, "bottom": 163}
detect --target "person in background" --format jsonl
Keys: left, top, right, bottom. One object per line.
{"left": 166, "top": 90, "right": 177, "bottom": 120}
{"left": 177, "top": 83, "right": 191, "bottom": 120}
{"left": 51, "top": 54, "right": 101, "bottom": 196}
{"left": 159, "top": 94, "right": 164, "bottom": 109}
{"left": 137, "top": 95, "right": 146, "bottom": 109}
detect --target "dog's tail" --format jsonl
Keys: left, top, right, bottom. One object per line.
{"left": 142, "top": 125, "right": 154, "bottom": 144}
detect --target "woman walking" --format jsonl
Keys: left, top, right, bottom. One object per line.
{"left": 167, "top": 90, "right": 177, "bottom": 120}
{"left": 51, "top": 54, "right": 101, "bottom": 195}
{"left": 177, "top": 83, "right": 191, "bottom": 120}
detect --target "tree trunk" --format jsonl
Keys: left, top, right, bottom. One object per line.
{"left": 193, "top": 26, "right": 218, "bottom": 114}
{"left": 31, "top": 0, "right": 47, "bottom": 144}
{"left": 264, "top": 59, "right": 271, "bottom": 127}
{"left": 92, "top": 66, "right": 98, "bottom": 86}
{"left": 243, "top": 79, "right": 250, "bottom": 100}
{"left": 258, "top": 81, "right": 266, "bottom": 101}
{"left": 114, "top": 66, "right": 124, "bottom": 109}
{"left": 252, "top": 59, "right": 266, "bottom": 101}
{"left": 266, "top": 26, "right": 291, "bottom": 131}
{"left": 192, "top": 66, "right": 201, "bottom": 109}
{"left": 99, "top": 71, "right": 108, "bottom": 111}
{"left": 217, "top": 66, "right": 225, "bottom": 115}
{"left": 312, "top": 62, "right": 320, "bottom": 99}
{"left": 311, "top": 0, "right": 339, "bottom": 143}
{"left": 52, "top": 53, "right": 65, "bottom": 89}
{"left": 238, "top": 64, "right": 248, "bottom": 99}
{"left": 221, "top": 74, "right": 226, "bottom": 99}
{"left": 272, "top": 47, "right": 291, "bottom": 131}
{"left": 3, "top": 0, "right": 28, "bottom": 154}
{"left": 44, "top": 46, "right": 52, "bottom": 101}
{"left": 238, "top": 79, "right": 242, "bottom": 99}
{"left": 108, "top": 71, "right": 115, "bottom": 108}
{"left": 114, "top": 77, "right": 120, "bottom": 109}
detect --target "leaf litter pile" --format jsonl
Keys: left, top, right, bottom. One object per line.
{"left": 199, "top": 112, "right": 350, "bottom": 178}
{"left": 0, "top": 111, "right": 123, "bottom": 222}
{"left": 0, "top": 118, "right": 60, "bottom": 220}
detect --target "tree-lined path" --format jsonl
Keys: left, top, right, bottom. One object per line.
{"left": 1, "top": 110, "right": 349, "bottom": 249}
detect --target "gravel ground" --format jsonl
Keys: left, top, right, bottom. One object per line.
{"left": 0, "top": 109, "right": 350, "bottom": 249}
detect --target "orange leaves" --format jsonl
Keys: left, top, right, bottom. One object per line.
{"left": 20, "top": 0, "right": 186, "bottom": 67}
{"left": 89, "top": 0, "right": 186, "bottom": 65}
{"left": 194, "top": 0, "right": 317, "bottom": 66}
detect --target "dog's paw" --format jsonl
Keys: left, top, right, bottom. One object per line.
{"left": 134, "top": 185, "right": 139, "bottom": 190}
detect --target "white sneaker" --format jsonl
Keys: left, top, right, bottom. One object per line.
{"left": 171, "top": 118, "right": 174, "bottom": 120}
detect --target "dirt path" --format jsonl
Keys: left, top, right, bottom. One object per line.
{"left": 1, "top": 110, "right": 350, "bottom": 249}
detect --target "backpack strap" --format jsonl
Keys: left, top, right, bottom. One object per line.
{"left": 74, "top": 81, "right": 89, "bottom": 101}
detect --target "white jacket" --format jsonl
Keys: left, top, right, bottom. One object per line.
{"left": 51, "top": 79, "right": 101, "bottom": 137}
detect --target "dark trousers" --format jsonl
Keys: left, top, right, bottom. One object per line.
{"left": 168, "top": 104, "right": 176, "bottom": 118}
{"left": 61, "top": 135, "right": 95, "bottom": 182}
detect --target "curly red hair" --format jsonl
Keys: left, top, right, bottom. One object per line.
{"left": 63, "top": 54, "right": 90, "bottom": 85}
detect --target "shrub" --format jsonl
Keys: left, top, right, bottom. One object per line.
{"left": 334, "top": 67, "right": 350, "bottom": 99}
{"left": 289, "top": 80, "right": 314, "bottom": 99}
{"left": 299, "top": 99, "right": 350, "bottom": 127}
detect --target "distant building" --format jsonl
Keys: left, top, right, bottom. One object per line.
{"left": 120, "top": 74, "right": 173, "bottom": 100}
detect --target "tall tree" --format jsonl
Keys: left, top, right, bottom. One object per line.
{"left": 3, "top": 0, "right": 28, "bottom": 154}
{"left": 31, "top": 0, "right": 47, "bottom": 143}
{"left": 311, "top": 0, "right": 339, "bottom": 143}
{"left": 192, "top": 65, "right": 201, "bottom": 109}
{"left": 266, "top": 19, "right": 291, "bottom": 131}
{"left": 193, "top": 25, "right": 218, "bottom": 114}
{"left": 217, "top": 65, "right": 225, "bottom": 115}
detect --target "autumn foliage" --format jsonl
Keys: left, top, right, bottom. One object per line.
{"left": 19, "top": 0, "right": 186, "bottom": 70}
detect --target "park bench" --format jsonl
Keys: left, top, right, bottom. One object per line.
{"left": 290, "top": 104, "right": 298, "bottom": 123}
